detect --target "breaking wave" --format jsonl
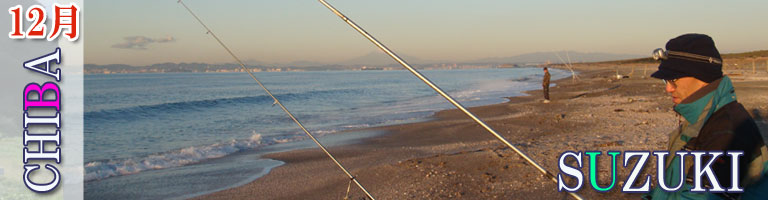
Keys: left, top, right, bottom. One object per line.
{"left": 83, "top": 132, "right": 302, "bottom": 182}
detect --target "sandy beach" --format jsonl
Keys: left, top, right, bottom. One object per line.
{"left": 195, "top": 65, "right": 768, "bottom": 200}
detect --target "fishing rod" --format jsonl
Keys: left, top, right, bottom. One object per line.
{"left": 317, "top": 1, "right": 584, "bottom": 199}
{"left": 176, "top": 1, "right": 375, "bottom": 199}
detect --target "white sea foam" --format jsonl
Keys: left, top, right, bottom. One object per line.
{"left": 84, "top": 126, "right": 374, "bottom": 182}
{"left": 85, "top": 132, "right": 281, "bottom": 181}
{"left": 341, "top": 124, "right": 371, "bottom": 129}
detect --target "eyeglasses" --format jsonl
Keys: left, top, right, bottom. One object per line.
{"left": 662, "top": 78, "right": 679, "bottom": 87}
{"left": 652, "top": 48, "right": 722, "bottom": 65}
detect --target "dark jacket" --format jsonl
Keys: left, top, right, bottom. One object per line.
{"left": 686, "top": 100, "right": 764, "bottom": 186}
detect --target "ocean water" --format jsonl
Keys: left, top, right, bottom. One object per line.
{"left": 84, "top": 68, "right": 568, "bottom": 199}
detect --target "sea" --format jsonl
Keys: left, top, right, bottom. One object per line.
{"left": 83, "top": 68, "right": 569, "bottom": 199}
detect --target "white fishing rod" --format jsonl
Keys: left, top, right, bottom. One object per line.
{"left": 176, "top": 1, "right": 375, "bottom": 199}
{"left": 317, "top": 1, "right": 584, "bottom": 199}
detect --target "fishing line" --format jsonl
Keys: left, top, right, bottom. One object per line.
{"left": 317, "top": 1, "right": 584, "bottom": 199}
{"left": 176, "top": 1, "right": 375, "bottom": 199}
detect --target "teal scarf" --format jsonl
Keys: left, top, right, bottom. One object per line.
{"left": 674, "top": 76, "right": 737, "bottom": 125}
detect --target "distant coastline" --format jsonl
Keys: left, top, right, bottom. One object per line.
{"left": 83, "top": 63, "right": 519, "bottom": 74}
{"left": 85, "top": 50, "right": 767, "bottom": 74}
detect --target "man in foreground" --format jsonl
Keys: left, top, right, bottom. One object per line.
{"left": 647, "top": 33, "right": 768, "bottom": 199}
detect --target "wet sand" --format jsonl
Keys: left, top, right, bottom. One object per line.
{"left": 195, "top": 65, "right": 768, "bottom": 200}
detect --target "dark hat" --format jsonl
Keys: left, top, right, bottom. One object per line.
{"left": 651, "top": 33, "right": 723, "bottom": 83}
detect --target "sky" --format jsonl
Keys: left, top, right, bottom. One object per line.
{"left": 85, "top": 0, "right": 768, "bottom": 66}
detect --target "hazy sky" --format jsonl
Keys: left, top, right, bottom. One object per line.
{"left": 85, "top": 0, "right": 768, "bottom": 66}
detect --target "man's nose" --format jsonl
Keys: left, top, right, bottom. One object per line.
{"left": 665, "top": 83, "right": 675, "bottom": 93}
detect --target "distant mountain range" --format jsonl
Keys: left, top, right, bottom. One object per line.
{"left": 245, "top": 51, "right": 433, "bottom": 67}
{"left": 472, "top": 51, "right": 644, "bottom": 64}
{"left": 335, "top": 51, "right": 433, "bottom": 66}
{"left": 278, "top": 51, "right": 643, "bottom": 66}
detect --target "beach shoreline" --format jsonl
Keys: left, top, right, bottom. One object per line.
{"left": 195, "top": 64, "right": 768, "bottom": 200}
